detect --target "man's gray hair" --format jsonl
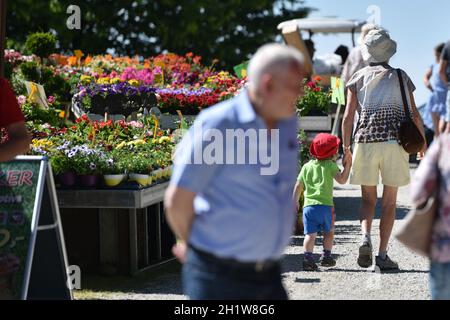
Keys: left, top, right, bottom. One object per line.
{"left": 247, "top": 43, "right": 304, "bottom": 89}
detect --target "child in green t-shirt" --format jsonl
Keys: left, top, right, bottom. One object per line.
{"left": 292, "top": 133, "right": 351, "bottom": 271}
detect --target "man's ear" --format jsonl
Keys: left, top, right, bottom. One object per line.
{"left": 260, "top": 74, "right": 273, "bottom": 95}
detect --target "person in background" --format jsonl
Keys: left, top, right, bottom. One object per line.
{"left": 0, "top": 77, "right": 30, "bottom": 162}
{"left": 418, "top": 101, "right": 436, "bottom": 149}
{"left": 439, "top": 40, "right": 450, "bottom": 133}
{"left": 304, "top": 39, "right": 316, "bottom": 62}
{"left": 424, "top": 43, "right": 447, "bottom": 136}
{"left": 410, "top": 134, "right": 450, "bottom": 300}
{"left": 334, "top": 45, "right": 350, "bottom": 71}
{"left": 164, "top": 43, "right": 305, "bottom": 300}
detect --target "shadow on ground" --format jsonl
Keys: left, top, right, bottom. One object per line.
{"left": 76, "top": 260, "right": 183, "bottom": 298}
{"left": 282, "top": 253, "right": 341, "bottom": 273}
{"left": 333, "top": 196, "right": 410, "bottom": 222}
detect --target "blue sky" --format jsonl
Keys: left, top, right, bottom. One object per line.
{"left": 300, "top": 0, "right": 450, "bottom": 106}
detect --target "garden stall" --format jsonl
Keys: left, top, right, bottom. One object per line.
{"left": 4, "top": 40, "right": 245, "bottom": 275}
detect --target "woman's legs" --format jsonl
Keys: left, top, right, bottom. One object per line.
{"left": 357, "top": 186, "right": 377, "bottom": 268}
{"left": 379, "top": 185, "right": 398, "bottom": 254}
{"left": 360, "top": 186, "right": 378, "bottom": 236}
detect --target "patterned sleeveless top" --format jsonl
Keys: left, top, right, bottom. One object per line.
{"left": 346, "top": 65, "right": 416, "bottom": 144}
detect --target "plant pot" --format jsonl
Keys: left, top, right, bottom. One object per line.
{"left": 103, "top": 174, "right": 126, "bottom": 187}
{"left": 58, "top": 171, "right": 76, "bottom": 187}
{"left": 153, "top": 168, "right": 163, "bottom": 180}
{"left": 129, "top": 173, "right": 150, "bottom": 186}
{"left": 78, "top": 174, "right": 99, "bottom": 187}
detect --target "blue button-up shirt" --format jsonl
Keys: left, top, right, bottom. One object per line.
{"left": 170, "top": 90, "right": 298, "bottom": 262}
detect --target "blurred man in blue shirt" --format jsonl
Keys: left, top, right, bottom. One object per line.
{"left": 164, "top": 43, "right": 305, "bottom": 300}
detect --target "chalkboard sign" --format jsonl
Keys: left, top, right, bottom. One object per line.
{"left": 0, "top": 156, "right": 72, "bottom": 300}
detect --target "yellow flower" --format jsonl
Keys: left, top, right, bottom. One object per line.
{"left": 97, "top": 77, "right": 111, "bottom": 85}
{"left": 126, "top": 139, "right": 146, "bottom": 146}
{"left": 128, "top": 79, "right": 139, "bottom": 87}
{"left": 158, "top": 136, "right": 171, "bottom": 144}
{"left": 59, "top": 111, "right": 65, "bottom": 118}
{"left": 116, "top": 141, "right": 126, "bottom": 149}
{"left": 74, "top": 50, "right": 84, "bottom": 60}
{"left": 80, "top": 75, "right": 92, "bottom": 85}
{"left": 32, "top": 139, "right": 53, "bottom": 148}
{"left": 110, "top": 77, "right": 122, "bottom": 84}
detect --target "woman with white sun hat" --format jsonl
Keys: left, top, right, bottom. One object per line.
{"left": 341, "top": 28, "right": 427, "bottom": 271}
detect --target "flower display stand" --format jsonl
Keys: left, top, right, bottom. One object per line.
{"left": 298, "top": 115, "right": 332, "bottom": 131}
{"left": 57, "top": 182, "right": 175, "bottom": 276}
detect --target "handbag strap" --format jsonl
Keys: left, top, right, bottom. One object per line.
{"left": 396, "top": 68, "right": 412, "bottom": 120}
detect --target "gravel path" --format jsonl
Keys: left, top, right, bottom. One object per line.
{"left": 76, "top": 167, "right": 430, "bottom": 300}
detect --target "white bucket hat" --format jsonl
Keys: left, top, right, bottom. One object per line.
{"left": 361, "top": 29, "right": 397, "bottom": 63}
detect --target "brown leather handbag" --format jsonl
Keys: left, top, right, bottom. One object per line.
{"left": 397, "top": 69, "right": 425, "bottom": 154}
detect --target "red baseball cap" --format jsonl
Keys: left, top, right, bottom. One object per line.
{"left": 309, "top": 133, "right": 340, "bottom": 160}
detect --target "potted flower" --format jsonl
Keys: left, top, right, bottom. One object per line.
{"left": 296, "top": 77, "right": 332, "bottom": 131}
{"left": 68, "top": 144, "right": 105, "bottom": 187}
{"left": 126, "top": 154, "right": 153, "bottom": 186}
{"left": 101, "top": 154, "right": 127, "bottom": 187}
{"left": 51, "top": 152, "right": 76, "bottom": 187}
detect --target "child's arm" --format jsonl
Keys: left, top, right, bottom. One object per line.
{"left": 292, "top": 180, "right": 304, "bottom": 210}
{"left": 334, "top": 153, "right": 352, "bottom": 184}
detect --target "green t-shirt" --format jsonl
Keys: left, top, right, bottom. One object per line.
{"left": 297, "top": 159, "right": 340, "bottom": 207}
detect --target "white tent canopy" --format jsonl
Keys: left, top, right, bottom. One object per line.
{"left": 277, "top": 18, "right": 366, "bottom": 34}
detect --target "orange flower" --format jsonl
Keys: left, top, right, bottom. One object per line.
{"left": 68, "top": 56, "right": 78, "bottom": 66}
{"left": 313, "top": 76, "right": 322, "bottom": 83}
{"left": 58, "top": 55, "right": 68, "bottom": 66}
{"left": 84, "top": 55, "right": 92, "bottom": 65}
{"left": 193, "top": 56, "right": 202, "bottom": 64}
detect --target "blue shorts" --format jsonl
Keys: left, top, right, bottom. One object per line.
{"left": 303, "top": 205, "right": 335, "bottom": 235}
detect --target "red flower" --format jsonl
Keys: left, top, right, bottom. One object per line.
{"left": 307, "top": 81, "right": 316, "bottom": 89}
{"left": 313, "top": 76, "right": 322, "bottom": 82}
{"left": 313, "top": 87, "right": 321, "bottom": 92}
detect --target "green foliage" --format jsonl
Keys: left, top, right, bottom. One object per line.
{"left": 15, "top": 62, "right": 71, "bottom": 100}
{"left": 24, "top": 32, "right": 57, "bottom": 59}
{"left": 7, "top": 0, "right": 311, "bottom": 69}
{"left": 19, "top": 61, "right": 40, "bottom": 83}
{"left": 49, "top": 152, "right": 71, "bottom": 175}
{"left": 120, "top": 152, "right": 153, "bottom": 174}
{"left": 99, "top": 150, "right": 127, "bottom": 174}
{"left": 298, "top": 128, "right": 310, "bottom": 167}
{"left": 21, "top": 101, "right": 64, "bottom": 127}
